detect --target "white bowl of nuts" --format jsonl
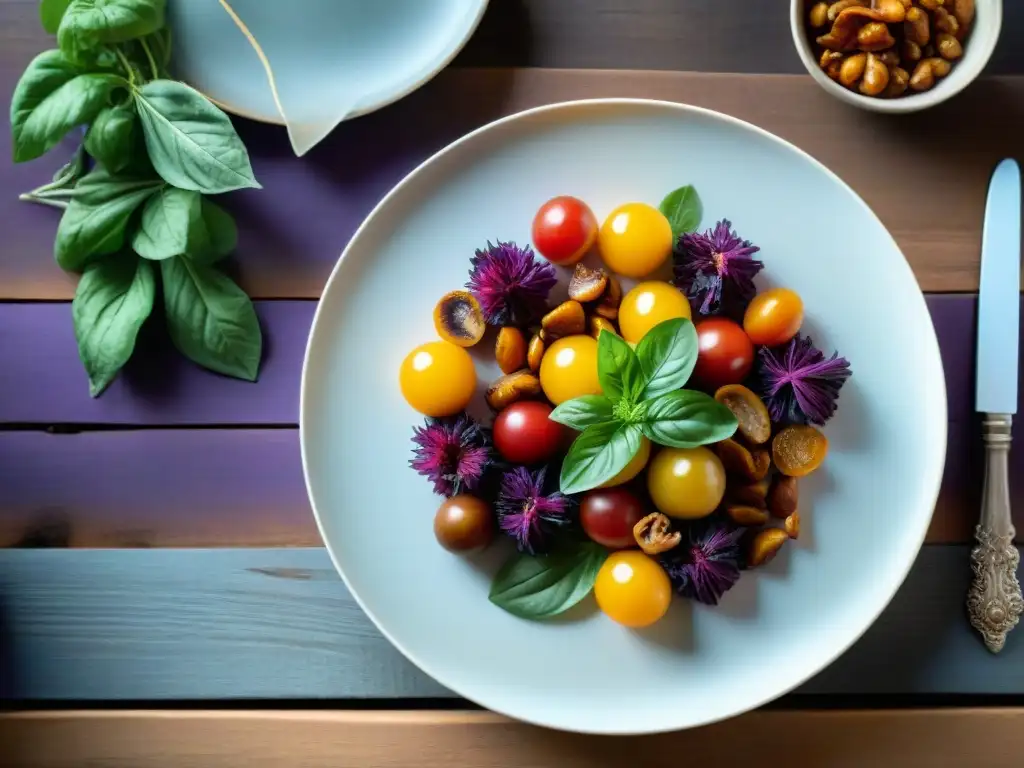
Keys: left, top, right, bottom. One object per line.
{"left": 791, "top": 0, "right": 1001, "bottom": 112}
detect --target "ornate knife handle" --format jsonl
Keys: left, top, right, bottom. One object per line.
{"left": 968, "top": 413, "right": 1024, "bottom": 653}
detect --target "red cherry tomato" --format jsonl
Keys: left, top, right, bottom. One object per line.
{"left": 580, "top": 488, "right": 646, "bottom": 549}
{"left": 531, "top": 196, "right": 598, "bottom": 266}
{"left": 693, "top": 318, "right": 754, "bottom": 390}
{"left": 492, "top": 401, "right": 564, "bottom": 465}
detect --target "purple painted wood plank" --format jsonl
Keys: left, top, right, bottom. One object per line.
{"left": 0, "top": 301, "right": 311, "bottom": 425}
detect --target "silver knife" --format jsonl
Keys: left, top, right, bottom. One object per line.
{"left": 968, "top": 157, "right": 1023, "bottom": 653}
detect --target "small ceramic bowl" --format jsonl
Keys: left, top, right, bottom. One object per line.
{"left": 790, "top": 0, "right": 1002, "bottom": 113}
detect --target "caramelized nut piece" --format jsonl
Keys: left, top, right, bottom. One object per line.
{"left": 936, "top": 32, "right": 963, "bottom": 60}
{"left": 526, "top": 333, "right": 545, "bottom": 372}
{"left": 589, "top": 315, "right": 618, "bottom": 340}
{"left": 495, "top": 327, "right": 527, "bottom": 375}
{"left": 951, "top": 0, "right": 974, "bottom": 33}
{"left": 785, "top": 512, "right": 801, "bottom": 540}
{"left": 726, "top": 504, "right": 770, "bottom": 527}
{"left": 633, "top": 512, "right": 682, "bottom": 555}
{"left": 933, "top": 6, "right": 960, "bottom": 37}
{"left": 827, "top": 0, "right": 867, "bottom": 22}
{"left": 902, "top": 39, "right": 923, "bottom": 62}
{"left": 714, "top": 439, "right": 771, "bottom": 482}
{"left": 910, "top": 59, "right": 936, "bottom": 91}
{"left": 925, "top": 56, "right": 952, "bottom": 77}
{"left": 820, "top": 49, "right": 844, "bottom": 69}
{"left": 884, "top": 66, "right": 910, "bottom": 97}
{"left": 485, "top": 370, "right": 541, "bottom": 410}
{"left": 731, "top": 478, "right": 771, "bottom": 510}
{"left": 859, "top": 53, "right": 890, "bottom": 95}
{"left": 767, "top": 475, "right": 799, "bottom": 519}
{"left": 594, "top": 274, "right": 622, "bottom": 320}
{"left": 857, "top": 21, "right": 895, "bottom": 51}
{"left": 809, "top": 1, "right": 830, "bottom": 27}
{"left": 904, "top": 6, "right": 930, "bottom": 46}
{"left": 748, "top": 528, "right": 789, "bottom": 568}
{"left": 876, "top": 49, "right": 900, "bottom": 68}
{"left": 839, "top": 52, "right": 868, "bottom": 87}
{"left": 541, "top": 300, "right": 586, "bottom": 337}
{"left": 567, "top": 264, "right": 608, "bottom": 303}
{"left": 918, "top": 0, "right": 943, "bottom": 10}
{"left": 818, "top": 9, "right": 864, "bottom": 50}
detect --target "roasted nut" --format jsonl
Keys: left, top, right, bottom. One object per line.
{"left": 818, "top": 9, "right": 864, "bottom": 50}
{"left": 589, "top": 315, "right": 618, "bottom": 340}
{"left": 726, "top": 504, "right": 770, "bottom": 527}
{"left": 904, "top": 6, "right": 930, "bottom": 46}
{"left": 526, "top": 333, "right": 545, "bottom": 372}
{"left": 594, "top": 274, "right": 622, "bottom": 320}
{"left": 785, "top": 512, "right": 801, "bottom": 540}
{"left": 856, "top": 21, "right": 895, "bottom": 51}
{"left": 767, "top": 475, "right": 799, "bottom": 519}
{"left": 876, "top": 49, "right": 900, "bottom": 68}
{"left": 902, "top": 39, "right": 923, "bottom": 62}
{"left": 883, "top": 66, "right": 910, "bottom": 97}
{"left": 951, "top": 0, "right": 974, "bottom": 33}
{"left": 936, "top": 32, "right": 963, "bottom": 60}
{"left": 633, "top": 512, "right": 682, "bottom": 555}
{"left": 541, "top": 300, "right": 586, "bottom": 337}
{"left": 839, "top": 52, "right": 868, "bottom": 87}
{"left": 809, "top": 1, "right": 830, "bottom": 27}
{"left": 730, "top": 477, "right": 770, "bottom": 509}
{"left": 714, "top": 439, "right": 771, "bottom": 482}
{"left": 568, "top": 264, "right": 608, "bottom": 303}
{"left": 928, "top": 56, "right": 952, "bottom": 76}
{"left": 827, "top": 0, "right": 867, "bottom": 22}
{"left": 495, "top": 327, "right": 527, "bottom": 375}
{"left": 485, "top": 370, "right": 541, "bottom": 410}
{"left": 820, "top": 49, "right": 844, "bottom": 68}
{"left": 909, "top": 59, "right": 936, "bottom": 90}
{"left": 859, "top": 53, "right": 890, "bottom": 95}
{"left": 748, "top": 528, "right": 789, "bottom": 568}
{"left": 918, "top": 0, "right": 943, "bottom": 10}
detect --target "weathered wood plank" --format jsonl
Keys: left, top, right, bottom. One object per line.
{"left": 5, "top": 709, "right": 1024, "bottom": 768}
{"left": 0, "top": 546, "right": 1021, "bottom": 702}
{"left": 4, "top": 69, "right": 1024, "bottom": 299}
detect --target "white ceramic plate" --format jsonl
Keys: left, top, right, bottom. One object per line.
{"left": 168, "top": 0, "right": 488, "bottom": 124}
{"left": 300, "top": 100, "right": 947, "bottom": 735}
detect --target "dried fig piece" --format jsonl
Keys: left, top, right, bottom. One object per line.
{"left": 857, "top": 21, "right": 895, "bottom": 51}
{"left": 433, "top": 290, "right": 485, "bottom": 348}
{"left": 633, "top": 512, "right": 682, "bottom": 555}
{"left": 714, "top": 385, "right": 771, "bottom": 445}
{"left": 883, "top": 66, "right": 910, "bottom": 97}
{"left": 859, "top": 53, "right": 890, "bottom": 95}
{"left": 809, "top": 1, "right": 830, "bottom": 27}
{"left": 495, "top": 327, "right": 527, "bottom": 375}
{"left": 714, "top": 439, "right": 771, "bottom": 482}
{"left": 589, "top": 315, "right": 619, "bottom": 340}
{"left": 542, "top": 300, "right": 586, "bottom": 337}
{"left": 594, "top": 274, "right": 622, "bottom": 320}
{"left": 936, "top": 32, "right": 963, "bottom": 60}
{"left": 730, "top": 477, "right": 770, "bottom": 509}
{"left": 785, "top": 512, "right": 801, "bottom": 540}
{"left": 726, "top": 504, "right": 770, "bottom": 527}
{"left": 485, "top": 370, "right": 542, "bottom": 410}
{"left": 748, "top": 528, "right": 789, "bottom": 568}
{"left": 527, "top": 333, "right": 545, "bottom": 372}
{"left": 568, "top": 264, "right": 608, "bottom": 303}
{"left": 904, "top": 6, "right": 930, "bottom": 46}
{"left": 767, "top": 475, "right": 799, "bottom": 519}
{"left": 772, "top": 425, "right": 828, "bottom": 477}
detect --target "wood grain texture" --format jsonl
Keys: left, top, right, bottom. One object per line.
{"left": 4, "top": 68, "right": 1024, "bottom": 299}
{"left": 5, "top": 709, "right": 1024, "bottom": 768}
{"left": 2, "top": 546, "right": 1024, "bottom": 701}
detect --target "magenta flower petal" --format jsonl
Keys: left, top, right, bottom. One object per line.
{"left": 661, "top": 519, "right": 744, "bottom": 606}
{"left": 410, "top": 413, "right": 493, "bottom": 497}
{"left": 758, "top": 334, "right": 852, "bottom": 426}
{"left": 495, "top": 466, "right": 572, "bottom": 554}
{"left": 673, "top": 219, "right": 764, "bottom": 316}
{"left": 466, "top": 240, "right": 557, "bottom": 326}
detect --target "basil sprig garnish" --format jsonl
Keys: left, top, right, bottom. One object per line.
{"left": 489, "top": 541, "right": 608, "bottom": 619}
{"left": 550, "top": 318, "right": 738, "bottom": 494}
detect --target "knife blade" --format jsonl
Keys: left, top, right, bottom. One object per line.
{"left": 976, "top": 158, "right": 1021, "bottom": 415}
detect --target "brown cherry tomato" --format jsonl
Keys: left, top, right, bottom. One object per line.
{"left": 772, "top": 425, "right": 828, "bottom": 477}
{"left": 580, "top": 487, "right": 646, "bottom": 549}
{"left": 434, "top": 495, "right": 495, "bottom": 553}
{"left": 743, "top": 288, "right": 804, "bottom": 347}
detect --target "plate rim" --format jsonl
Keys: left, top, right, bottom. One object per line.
{"left": 298, "top": 97, "right": 948, "bottom": 735}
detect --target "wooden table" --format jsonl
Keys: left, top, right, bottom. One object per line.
{"left": 4, "top": 1, "right": 1024, "bottom": 765}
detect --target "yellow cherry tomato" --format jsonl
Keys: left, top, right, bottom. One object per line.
{"left": 539, "top": 335, "right": 601, "bottom": 405}
{"left": 646, "top": 446, "right": 726, "bottom": 519}
{"left": 618, "top": 281, "right": 691, "bottom": 344}
{"left": 594, "top": 550, "right": 672, "bottom": 628}
{"left": 598, "top": 202, "right": 674, "bottom": 278}
{"left": 399, "top": 340, "right": 477, "bottom": 417}
{"left": 599, "top": 436, "right": 651, "bottom": 488}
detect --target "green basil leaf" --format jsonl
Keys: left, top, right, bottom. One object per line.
{"left": 549, "top": 394, "right": 615, "bottom": 431}
{"left": 41, "top": 0, "right": 72, "bottom": 34}
{"left": 641, "top": 390, "right": 738, "bottom": 449}
{"left": 597, "top": 329, "right": 643, "bottom": 405}
{"left": 132, "top": 186, "right": 202, "bottom": 260}
{"left": 55, "top": 168, "right": 163, "bottom": 270}
{"left": 58, "top": 0, "right": 166, "bottom": 64}
{"left": 161, "top": 257, "right": 262, "bottom": 380}
{"left": 560, "top": 421, "right": 642, "bottom": 495}
{"left": 489, "top": 542, "right": 608, "bottom": 620}
{"left": 135, "top": 80, "right": 260, "bottom": 194}
{"left": 72, "top": 252, "right": 154, "bottom": 397}
{"left": 659, "top": 185, "right": 703, "bottom": 239}
{"left": 635, "top": 317, "right": 698, "bottom": 400}
{"left": 84, "top": 103, "right": 135, "bottom": 173}
{"left": 186, "top": 198, "right": 237, "bottom": 264}
{"left": 50, "top": 143, "right": 87, "bottom": 187}
{"left": 10, "top": 49, "right": 120, "bottom": 163}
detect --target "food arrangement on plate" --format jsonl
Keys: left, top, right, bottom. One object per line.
{"left": 399, "top": 186, "right": 852, "bottom": 628}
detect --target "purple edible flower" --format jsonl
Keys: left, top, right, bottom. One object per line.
{"left": 466, "top": 240, "right": 557, "bottom": 326}
{"left": 758, "top": 334, "right": 852, "bottom": 426}
{"left": 661, "top": 520, "right": 744, "bottom": 606}
{"left": 673, "top": 219, "right": 764, "bottom": 316}
{"left": 410, "top": 413, "right": 492, "bottom": 497}
{"left": 495, "top": 466, "right": 571, "bottom": 554}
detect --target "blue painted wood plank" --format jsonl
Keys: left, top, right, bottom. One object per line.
{"left": 0, "top": 546, "right": 1018, "bottom": 701}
